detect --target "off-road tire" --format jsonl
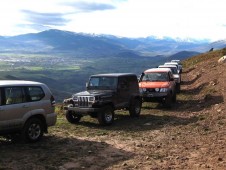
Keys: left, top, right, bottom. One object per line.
{"left": 176, "top": 84, "right": 181, "bottom": 93}
{"left": 173, "top": 92, "right": 177, "bottom": 103}
{"left": 22, "top": 118, "right": 44, "bottom": 143}
{"left": 98, "top": 106, "right": 114, "bottom": 126}
{"left": 163, "top": 93, "right": 172, "bottom": 108}
{"left": 66, "top": 110, "right": 82, "bottom": 124}
{"left": 129, "top": 98, "right": 142, "bottom": 117}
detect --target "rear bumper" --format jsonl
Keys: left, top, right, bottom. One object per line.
{"left": 46, "top": 112, "right": 57, "bottom": 126}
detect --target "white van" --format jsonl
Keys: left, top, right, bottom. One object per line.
{"left": 0, "top": 80, "right": 57, "bottom": 142}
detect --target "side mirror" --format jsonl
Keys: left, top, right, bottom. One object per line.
{"left": 86, "top": 82, "right": 88, "bottom": 88}
{"left": 139, "top": 72, "right": 144, "bottom": 82}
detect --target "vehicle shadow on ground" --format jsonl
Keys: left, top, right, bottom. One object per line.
{"left": 77, "top": 113, "right": 198, "bottom": 132}
{"left": 182, "top": 74, "right": 201, "bottom": 85}
{"left": 182, "top": 67, "right": 195, "bottom": 74}
{"left": 175, "top": 94, "right": 224, "bottom": 112}
{"left": 0, "top": 135, "right": 133, "bottom": 169}
{"left": 141, "top": 93, "right": 224, "bottom": 113}
{"left": 180, "top": 82, "right": 209, "bottom": 95}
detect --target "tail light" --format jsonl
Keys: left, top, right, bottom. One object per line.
{"left": 50, "top": 95, "right": 56, "bottom": 107}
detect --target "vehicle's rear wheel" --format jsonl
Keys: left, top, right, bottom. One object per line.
{"left": 66, "top": 110, "right": 82, "bottom": 123}
{"left": 129, "top": 98, "right": 142, "bottom": 117}
{"left": 22, "top": 118, "right": 44, "bottom": 143}
{"left": 98, "top": 106, "right": 114, "bottom": 125}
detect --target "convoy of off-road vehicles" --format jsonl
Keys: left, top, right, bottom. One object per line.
{"left": 63, "top": 59, "right": 182, "bottom": 126}
{"left": 0, "top": 59, "right": 182, "bottom": 143}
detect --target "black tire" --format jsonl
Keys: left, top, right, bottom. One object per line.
{"left": 66, "top": 110, "right": 81, "bottom": 124}
{"left": 98, "top": 106, "right": 114, "bottom": 126}
{"left": 22, "top": 118, "right": 44, "bottom": 143}
{"left": 172, "top": 92, "right": 177, "bottom": 103}
{"left": 129, "top": 98, "right": 142, "bottom": 117}
{"left": 163, "top": 93, "right": 172, "bottom": 108}
{"left": 176, "top": 83, "right": 181, "bottom": 93}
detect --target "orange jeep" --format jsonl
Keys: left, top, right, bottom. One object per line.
{"left": 139, "top": 68, "right": 176, "bottom": 107}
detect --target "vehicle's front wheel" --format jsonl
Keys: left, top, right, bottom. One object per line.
{"left": 22, "top": 118, "right": 44, "bottom": 143}
{"left": 129, "top": 98, "right": 142, "bottom": 117}
{"left": 163, "top": 93, "right": 172, "bottom": 108}
{"left": 98, "top": 106, "right": 114, "bottom": 126}
{"left": 176, "top": 83, "right": 181, "bottom": 93}
{"left": 66, "top": 110, "right": 82, "bottom": 124}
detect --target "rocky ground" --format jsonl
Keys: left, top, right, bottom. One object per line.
{"left": 0, "top": 49, "right": 225, "bottom": 170}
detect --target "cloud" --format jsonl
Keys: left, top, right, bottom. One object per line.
{"left": 64, "top": 1, "right": 116, "bottom": 12}
{"left": 21, "top": 10, "right": 69, "bottom": 26}
{"left": 16, "top": 23, "right": 52, "bottom": 32}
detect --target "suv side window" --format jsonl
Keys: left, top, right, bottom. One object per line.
{"left": 118, "top": 77, "right": 129, "bottom": 90}
{"left": 168, "top": 72, "right": 173, "bottom": 81}
{"left": 27, "top": 86, "right": 45, "bottom": 101}
{"left": 5, "top": 87, "right": 26, "bottom": 105}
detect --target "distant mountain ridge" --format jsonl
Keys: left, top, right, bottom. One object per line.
{"left": 0, "top": 29, "right": 226, "bottom": 60}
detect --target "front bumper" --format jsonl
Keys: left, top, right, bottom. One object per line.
{"left": 64, "top": 106, "right": 102, "bottom": 114}
{"left": 141, "top": 92, "right": 168, "bottom": 102}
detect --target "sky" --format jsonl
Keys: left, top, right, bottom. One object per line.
{"left": 0, "top": 0, "right": 226, "bottom": 41}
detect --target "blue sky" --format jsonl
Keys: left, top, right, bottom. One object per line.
{"left": 0, "top": 0, "right": 226, "bottom": 41}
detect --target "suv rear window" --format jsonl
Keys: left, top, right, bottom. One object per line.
{"left": 27, "top": 87, "right": 45, "bottom": 101}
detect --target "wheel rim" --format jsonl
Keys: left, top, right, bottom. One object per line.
{"left": 104, "top": 110, "right": 113, "bottom": 122}
{"left": 28, "top": 123, "right": 41, "bottom": 140}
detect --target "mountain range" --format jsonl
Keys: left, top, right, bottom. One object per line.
{"left": 1, "top": 29, "right": 225, "bottom": 59}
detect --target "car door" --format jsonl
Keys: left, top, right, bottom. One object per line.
{"left": 116, "top": 77, "right": 130, "bottom": 108}
{"left": 0, "top": 86, "right": 29, "bottom": 131}
{"left": 168, "top": 72, "right": 176, "bottom": 94}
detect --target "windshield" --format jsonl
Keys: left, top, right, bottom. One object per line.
{"left": 88, "top": 77, "right": 118, "bottom": 90}
{"left": 159, "top": 66, "right": 177, "bottom": 74}
{"left": 141, "top": 72, "right": 169, "bottom": 82}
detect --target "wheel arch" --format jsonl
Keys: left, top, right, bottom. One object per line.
{"left": 24, "top": 114, "right": 47, "bottom": 133}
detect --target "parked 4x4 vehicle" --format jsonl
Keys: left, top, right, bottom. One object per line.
{"left": 0, "top": 80, "right": 56, "bottom": 142}
{"left": 158, "top": 65, "right": 181, "bottom": 92}
{"left": 139, "top": 68, "right": 176, "bottom": 107}
{"left": 165, "top": 62, "right": 182, "bottom": 74}
{"left": 63, "top": 73, "right": 142, "bottom": 125}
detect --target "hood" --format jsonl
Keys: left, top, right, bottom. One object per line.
{"left": 74, "top": 90, "right": 114, "bottom": 96}
{"left": 139, "top": 81, "right": 170, "bottom": 88}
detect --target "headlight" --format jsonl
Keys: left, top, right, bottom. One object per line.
{"left": 159, "top": 88, "right": 168, "bottom": 92}
{"left": 72, "top": 96, "right": 78, "bottom": 101}
{"left": 139, "top": 88, "right": 146, "bottom": 92}
{"left": 89, "top": 96, "right": 95, "bottom": 102}
{"left": 155, "top": 88, "right": 160, "bottom": 92}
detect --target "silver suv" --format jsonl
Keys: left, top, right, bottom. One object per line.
{"left": 158, "top": 65, "right": 181, "bottom": 92}
{"left": 0, "top": 80, "right": 57, "bottom": 142}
